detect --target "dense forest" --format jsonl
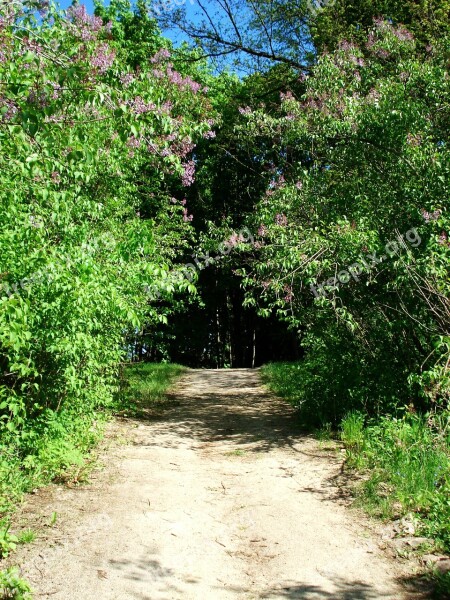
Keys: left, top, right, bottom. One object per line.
{"left": 0, "top": 0, "right": 449, "bottom": 595}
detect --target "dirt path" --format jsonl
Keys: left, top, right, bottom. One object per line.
{"left": 13, "top": 369, "right": 422, "bottom": 599}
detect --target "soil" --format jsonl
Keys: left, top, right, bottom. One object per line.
{"left": 8, "top": 369, "right": 429, "bottom": 599}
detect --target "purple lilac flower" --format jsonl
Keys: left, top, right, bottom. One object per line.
{"left": 275, "top": 213, "right": 288, "bottom": 227}
{"left": 91, "top": 44, "right": 116, "bottom": 74}
{"left": 393, "top": 27, "right": 414, "bottom": 42}
{"left": 378, "top": 49, "right": 391, "bottom": 59}
{"left": 91, "top": 16, "right": 103, "bottom": 31}
{"left": 373, "top": 17, "right": 387, "bottom": 29}
{"left": 150, "top": 48, "right": 171, "bottom": 63}
{"left": 171, "top": 138, "right": 195, "bottom": 158}
{"left": 22, "top": 37, "right": 43, "bottom": 56}
{"left": 280, "top": 91, "right": 294, "bottom": 101}
{"left": 120, "top": 73, "right": 135, "bottom": 88}
{"left": 67, "top": 5, "right": 104, "bottom": 38}
{"left": 269, "top": 175, "right": 286, "bottom": 191}
{"left": 366, "top": 32, "right": 376, "bottom": 50}
{"left": 67, "top": 4, "right": 90, "bottom": 24}
{"left": 129, "top": 96, "right": 156, "bottom": 114}
{"left": 226, "top": 232, "right": 246, "bottom": 247}
{"left": 283, "top": 285, "right": 294, "bottom": 302}
{"left": 407, "top": 133, "right": 422, "bottom": 147}
{"left": 338, "top": 40, "right": 354, "bottom": 52}
{"left": 367, "top": 88, "right": 381, "bottom": 102}
{"left": 80, "top": 28, "right": 95, "bottom": 42}
{"left": 167, "top": 70, "right": 202, "bottom": 94}
{"left": 167, "top": 68, "right": 182, "bottom": 85}
{"left": 185, "top": 78, "right": 202, "bottom": 94}
{"left": 421, "top": 209, "right": 442, "bottom": 223}
{"left": 438, "top": 231, "right": 448, "bottom": 245}
{"left": 37, "top": 0, "right": 50, "bottom": 15}
{"left": 0, "top": 97, "right": 18, "bottom": 121}
{"left": 182, "top": 208, "right": 193, "bottom": 222}
{"left": 181, "top": 161, "right": 196, "bottom": 187}
{"left": 50, "top": 82, "right": 61, "bottom": 100}
{"left": 192, "top": 81, "right": 203, "bottom": 93}
{"left": 127, "top": 135, "right": 141, "bottom": 149}
{"left": 162, "top": 100, "right": 173, "bottom": 112}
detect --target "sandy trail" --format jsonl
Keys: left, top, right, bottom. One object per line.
{"left": 14, "top": 369, "right": 419, "bottom": 599}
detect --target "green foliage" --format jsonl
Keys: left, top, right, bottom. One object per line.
{"left": 433, "top": 570, "right": 450, "bottom": 598}
{"left": 0, "top": 409, "right": 105, "bottom": 517}
{"left": 0, "top": 0, "right": 212, "bottom": 519}
{"left": 345, "top": 415, "right": 450, "bottom": 551}
{"left": 0, "top": 525, "right": 18, "bottom": 559}
{"left": 242, "top": 21, "right": 450, "bottom": 417}
{"left": 261, "top": 362, "right": 305, "bottom": 407}
{"left": 0, "top": 568, "right": 32, "bottom": 600}
{"left": 261, "top": 348, "right": 404, "bottom": 426}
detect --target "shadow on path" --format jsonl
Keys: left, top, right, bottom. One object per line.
{"left": 130, "top": 369, "right": 312, "bottom": 454}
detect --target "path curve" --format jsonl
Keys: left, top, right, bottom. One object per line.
{"left": 15, "top": 369, "right": 419, "bottom": 599}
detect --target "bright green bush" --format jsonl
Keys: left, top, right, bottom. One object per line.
{"left": 0, "top": 0, "right": 212, "bottom": 520}
{"left": 243, "top": 21, "right": 450, "bottom": 417}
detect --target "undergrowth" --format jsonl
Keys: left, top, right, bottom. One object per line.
{"left": 340, "top": 413, "right": 450, "bottom": 553}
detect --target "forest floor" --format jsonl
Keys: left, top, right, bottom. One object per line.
{"left": 8, "top": 369, "right": 431, "bottom": 599}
